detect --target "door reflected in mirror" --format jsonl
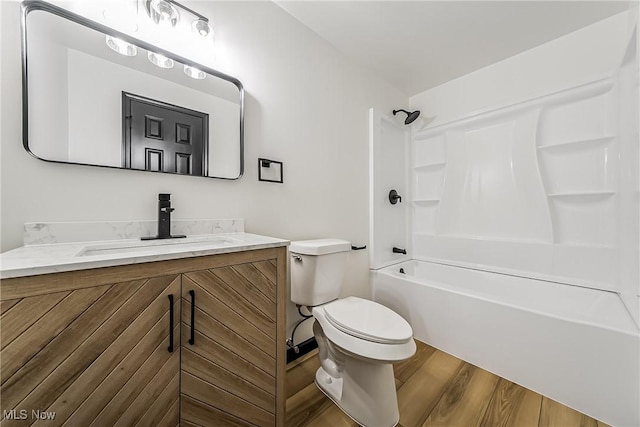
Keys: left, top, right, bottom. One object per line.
{"left": 123, "top": 92, "right": 209, "bottom": 175}
{"left": 23, "top": 2, "right": 244, "bottom": 179}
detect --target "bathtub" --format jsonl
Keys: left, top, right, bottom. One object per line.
{"left": 371, "top": 260, "right": 639, "bottom": 427}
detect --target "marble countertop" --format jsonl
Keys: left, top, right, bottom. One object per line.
{"left": 0, "top": 232, "right": 289, "bottom": 279}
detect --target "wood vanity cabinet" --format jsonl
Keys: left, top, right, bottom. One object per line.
{"left": 0, "top": 274, "right": 182, "bottom": 427}
{"left": 0, "top": 247, "right": 286, "bottom": 427}
{"left": 180, "top": 261, "right": 279, "bottom": 426}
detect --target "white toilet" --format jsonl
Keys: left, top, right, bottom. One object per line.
{"left": 290, "top": 239, "right": 416, "bottom": 427}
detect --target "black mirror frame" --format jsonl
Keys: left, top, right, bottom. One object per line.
{"left": 20, "top": 0, "right": 244, "bottom": 179}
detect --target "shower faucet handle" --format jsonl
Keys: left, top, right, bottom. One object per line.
{"left": 389, "top": 189, "right": 402, "bottom": 205}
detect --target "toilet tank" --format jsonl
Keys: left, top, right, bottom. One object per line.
{"left": 290, "top": 239, "right": 351, "bottom": 306}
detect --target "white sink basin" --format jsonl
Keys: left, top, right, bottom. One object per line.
{"left": 76, "top": 235, "right": 239, "bottom": 257}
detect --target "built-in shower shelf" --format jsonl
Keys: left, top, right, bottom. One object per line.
{"left": 547, "top": 191, "right": 616, "bottom": 198}
{"left": 413, "top": 162, "right": 446, "bottom": 171}
{"left": 412, "top": 233, "right": 616, "bottom": 250}
{"left": 555, "top": 242, "right": 616, "bottom": 250}
{"left": 413, "top": 198, "right": 441, "bottom": 205}
{"left": 537, "top": 136, "right": 615, "bottom": 151}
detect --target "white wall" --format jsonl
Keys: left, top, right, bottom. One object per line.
{"left": 410, "top": 12, "right": 629, "bottom": 127}
{"left": 1, "top": 1, "right": 407, "bottom": 340}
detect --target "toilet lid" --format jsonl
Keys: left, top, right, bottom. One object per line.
{"left": 322, "top": 297, "right": 413, "bottom": 344}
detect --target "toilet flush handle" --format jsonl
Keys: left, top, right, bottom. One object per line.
{"left": 291, "top": 254, "right": 302, "bottom": 262}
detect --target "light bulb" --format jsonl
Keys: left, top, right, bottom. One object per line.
{"left": 191, "top": 19, "right": 212, "bottom": 37}
{"left": 149, "top": 0, "right": 179, "bottom": 27}
{"left": 184, "top": 65, "right": 206, "bottom": 80}
{"left": 105, "top": 35, "right": 137, "bottom": 56}
{"left": 148, "top": 51, "right": 174, "bottom": 68}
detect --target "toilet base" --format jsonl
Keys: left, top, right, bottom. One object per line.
{"left": 315, "top": 367, "right": 344, "bottom": 407}
{"left": 314, "top": 361, "right": 399, "bottom": 427}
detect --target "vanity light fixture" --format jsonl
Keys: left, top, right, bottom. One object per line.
{"left": 145, "top": 0, "right": 213, "bottom": 38}
{"left": 148, "top": 0, "right": 179, "bottom": 28}
{"left": 191, "top": 18, "right": 212, "bottom": 38}
{"left": 184, "top": 65, "right": 206, "bottom": 80}
{"left": 105, "top": 35, "right": 138, "bottom": 56}
{"left": 148, "top": 51, "right": 174, "bottom": 68}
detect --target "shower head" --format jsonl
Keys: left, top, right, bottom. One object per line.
{"left": 393, "top": 109, "right": 421, "bottom": 125}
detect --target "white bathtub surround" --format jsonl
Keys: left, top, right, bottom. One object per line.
{"left": 407, "top": 11, "right": 639, "bottom": 326}
{"left": 408, "top": 76, "right": 626, "bottom": 289}
{"left": 369, "top": 12, "right": 639, "bottom": 427}
{"left": 372, "top": 261, "right": 639, "bottom": 427}
{"left": 2, "top": 219, "right": 287, "bottom": 279}
{"left": 368, "top": 108, "right": 411, "bottom": 270}
{"left": 23, "top": 219, "right": 244, "bottom": 245}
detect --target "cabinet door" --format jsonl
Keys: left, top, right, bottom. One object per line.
{"left": 181, "top": 260, "right": 278, "bottom": 426}
{"left": 0, "top": 274, "right": 181, "bottom": 427}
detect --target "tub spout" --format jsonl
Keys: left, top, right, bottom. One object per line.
{"left": 393, "top": 247, "right": 407, "bottom": 255}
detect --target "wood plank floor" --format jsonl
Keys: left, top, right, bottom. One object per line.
{"left": 286, "top": 340, "right": 608, "bottom": 427}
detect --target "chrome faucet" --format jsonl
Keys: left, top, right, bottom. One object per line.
{"left": 142, "top": 193, "right": 186, "bottom": 240}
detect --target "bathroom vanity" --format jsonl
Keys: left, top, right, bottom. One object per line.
{"left": 0, "top": 225, "right": 288, "bottom": 427}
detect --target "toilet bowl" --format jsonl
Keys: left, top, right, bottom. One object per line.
{"left": 312, "top": 297, "right": 416, "bottom": 427}
{"left": 290, "top": 239, "right": 416, "bottom": 427}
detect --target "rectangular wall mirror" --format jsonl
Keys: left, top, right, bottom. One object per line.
{"left": 22, "top": 1, "right": 244, "bottom": 179}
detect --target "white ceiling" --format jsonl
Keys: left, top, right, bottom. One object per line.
{"left": 275, "top": 1, "right": 630, "bottom": 95}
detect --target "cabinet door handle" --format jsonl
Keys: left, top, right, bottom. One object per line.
{"left": 189, "top": 290, "right": 196, "bottom": 345}
{"left": 168, "top": 294, "right": 174, "bottom": 353}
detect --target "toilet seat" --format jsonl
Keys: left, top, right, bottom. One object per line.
{"left": 323, "top": 297, "right": 413, "bottom": 344}
{"left": 312, "top": 297, "right": 416, "bottom": 362}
